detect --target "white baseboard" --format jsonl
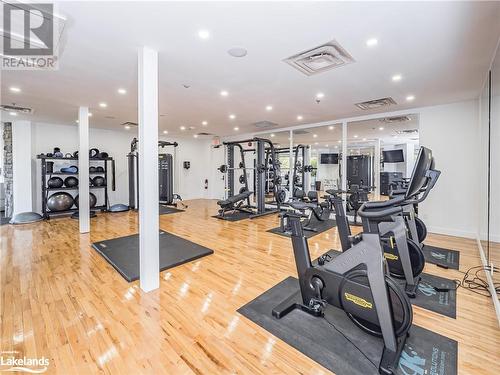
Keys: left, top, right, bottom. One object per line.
{"left": 426, "top": 225, "right": 476, "bottom": 239}
{"left": 476, "top": 237, "right": 500, "bottom": 327}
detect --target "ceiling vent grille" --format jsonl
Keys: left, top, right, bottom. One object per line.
{"left": 355, "top": 97, "right": 397, "bottom": 110}
{"left": 1, "top": 104, "right": 33, "bottom": 113}
{"left": 396, "top": 129, "right": 419, "bottom": 135}
{"left": 380, "top": 116, "right": 411, "bottom": 123}
{"left": 121, "top": 121, "right": 137, "bottom": 127}
{"left": 253, "top": 120, "right": 278, "bottom": 129}
{"left": 293, "top": 130, "right": 310, "bottom": 135}
{"left": 284, "top": 40, "right": 355, "bottom": 76}
{"left": 197, "top": 132, "right": 213, "bottom": 136}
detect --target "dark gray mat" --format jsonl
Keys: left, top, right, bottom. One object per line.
{"left": 422, "top": 245, "right": 460, "bottom": 270}
{"left": 239, "top": 277, "right": 457, "bottom": 375}
{"left": 92, "top": 230, "right": 214, "bottom": 282}
{"left": 326, "top": 249, "right": 457, "bottom": 318}
{"left": 212, "top": 211, "right": 253, "bottom": 222}
{"left": 159, "top": 205, "right": 184, "bottom": 215}
{"left": 0, "top": 216, "right": 10, "bottom": 226}
{"left": 267, "top": 219, "right": 337, "bottom": 238}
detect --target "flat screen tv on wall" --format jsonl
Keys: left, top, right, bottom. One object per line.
{"left": 382, "top": 149, "right": 404, "bottom": 163}
{"left": 320, "top": 153, "right": 339, "bottom": 164}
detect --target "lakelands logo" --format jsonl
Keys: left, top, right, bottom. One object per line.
{"left": 2, "top": 2, "right": 61, "bottom": 70}
{"left": 0, "top": 352, "right": 49, "bottom": 373}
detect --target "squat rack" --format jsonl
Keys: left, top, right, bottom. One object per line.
{"left": 219, "top": 137, "right": 283, "bottom": 217}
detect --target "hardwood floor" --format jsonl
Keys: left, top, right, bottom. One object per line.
{"left": 0, "top": 199, "right": 499, "bottom": 374}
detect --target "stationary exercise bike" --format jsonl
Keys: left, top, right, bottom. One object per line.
{"left": 327, "top": 147, "right": 439, "bottom": 297}
{"left": 273, "top": 206, "right": 412, "bottom": 375}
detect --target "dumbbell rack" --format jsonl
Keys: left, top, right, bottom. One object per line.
{"left": 37, "top": 155, "right": 113, "bottom": 219}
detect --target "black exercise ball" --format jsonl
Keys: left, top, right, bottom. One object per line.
{"left": 89, "top": 166, "right": 97, "bottom": 173}
{"left": 74, "top": 193, "right": 97, "bottom": 208}
{"left": 47, "top": 176, "right": 64, "bottom": 188}
{"left": 46, "top": 192, "right": 74, "bottom": 212}
{"left": 95, "top": 166, "right": 105, "bottom": 173}
{"left": 92, "top": 176, "right": 106, "bottom": 186}
{"left": 75, "top": 193, "right": 97, "bottom": 208}
{"left": 64, "top": 176, "right": 79, "bottom": 187}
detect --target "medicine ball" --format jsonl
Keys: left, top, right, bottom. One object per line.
{"left": 89, "top": 166, "right": 97, "bottom": 173}
{"left": 64, "top": 176, "right": 79, "bottom": 188}
{"left": 89, "top": 148, "right": 100, "bottom": 158}
{"left": 95, "top": 166, "right": 105, "bottom": 173}
{"left": 98, "top": 152, "right": 109, "bottom": 158}
{"left": 73, "top": 151, "right": 79, "bottom": 158}
{"left": 74, "top": 193, "right": 97, "bottom": 208}
{"left": 47, "top": 176, "right": 64, "bottom": 188}
{"left": 92, "top": 176, "right": 106, "bottom": 186}
{"left": 46, "top": 192, "right": 74, "bottom": 212}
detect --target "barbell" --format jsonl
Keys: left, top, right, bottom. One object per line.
{"left": 218, "top": 164, "right": 268, "bottom": 174}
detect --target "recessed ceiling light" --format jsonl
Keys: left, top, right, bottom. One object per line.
{"left": 75, "top": 119, "right": 79, "bottom": 123}
{"left": 338, "top": 140, "right": 341, "bottom": 143}
{"left": 328, "top": 126, "right": 335, "bottom": 130}
{"left": 406, "top": 95, "right": 415, "bottom": 101}
{"left": 297, "top": 115, "right": 303, "bottom": 121}
{"left": 180, "top": 126, "right": 186, "bottom": 130}
{"left": 163, "top": 130, "right": 168, "bottom": 134}
{"left": 9, "top": 111, "right": 17, "bottom": 116}
{"left": 234, "top": 127, "right": 239, "bottom": 131}
{"left": 362, "top": 138, "right": 367, "bottom": 141}
{"left": 354, "top": 135, "right": 358, "bottom": 138}
{"left": 325, "top": 144, "right": 329, "bottom": 147}
{"left": 314, "top": 142, "right": 319, "bottom": 145}
{"left": 124, "top": 125, "right": 131, "bottom": 130}
{"left": 313, "top": 134, "right": 318, "bottom": 138}
{"left": 379, "top": 126, "right": 384, "bottom": 130}
{"left": 88, "top": 112, "right": 93, "bottom": 117}
{"left": 193, "top": 134, "right": 199, "bottom": 138}
{"left": 316, "top": 92, "right": 325, "bottom": 99}
{"left": 117, "top": 88, "right": 127, "bottom": 94}
{"left": 198, "top": 30, "right": 210, "bottom": 40}
{"left": 266, "top": 105, "right": 273, "bottom": 111}
{"left": 220, "top": 90, "right": 228, "bottom": 97}
{"left": 270, "top": 133, "right": 275, "bottom": 137}
{"left": 202, "top": 121, "right": 208, "bottom": 126}
{"left": 99, "top": 102, "right": 107, "bottom": 108}
{"left": 229, "top": 114, "right": 236, "bottom": 120}
{"left": 366, "top": 38, "right": 378, "bottom": 47}
{"left": 9, "top": 87, "right": 21, "bottom": 93}
{"left": 392, "top": 74, "right": 402, "bottom": 82}
{"left": 228, "top": 47, "right": 248, "bottom": 58}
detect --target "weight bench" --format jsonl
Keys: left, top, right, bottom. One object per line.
{"left": 279, "top": 200, "right": 332, "bottom": 234}
{"left": 216, "top": 190, "right": 253, "bottom": 218}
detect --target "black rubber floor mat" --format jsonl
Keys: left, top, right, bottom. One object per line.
{"left": 326, "top": 249, "right": 457, "bottom": 318}
{"left": 422, "top": 245, "right": 460, "bottom": 270}
{"left": 239, "top": 277, "right": 457, "bottom": 375}
{"left": 159, "top": 205, "right": 184, "bottom": 215}
{"left": 92, "top": 230, "right": 214, "bottom": 282}
{"left": 0, "top": 216, "right": 10, "bottom": 225}
{"left": 267, "top": 219, "right": 337, "bottom": 238}
{"left": 211, "top": 211, "right": 253, "bottom": 222}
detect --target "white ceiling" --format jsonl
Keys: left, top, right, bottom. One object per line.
{"left": 1, "top": 1, "right": 500, "bottom": 137}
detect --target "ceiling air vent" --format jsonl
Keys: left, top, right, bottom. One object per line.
{"left": 293, "top": 130, "right": 310, "bottom": 135}
{"left": 121, "top": 121, "right": 137, "bottom": 127}
{"left": 197, "top": 132, "right": 213, "bottom": 136}
{"left": 1, "top": 104, "right": 33, "bottom": 114}
{"left": 396, "top": 129, "right": 419, "bottom": 135}
{"left": 380, "top": 116, "right": 411, "bottom": 123}
{"left": 253, "top": 120, "right": 278, "bottom": 129}
{"left": 355, "top": 97, "right": 397, "bottom": 110}
{"left": 284, "top": 40, "right": 355, "bottom": 76}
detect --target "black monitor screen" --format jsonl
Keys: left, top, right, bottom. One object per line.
{"left": 320, "top": 153, "right": 339, "bottom": 164}
{"left": 383, "top": 149, "right": 404, "bottom": 163}
{"left": 406, "top": 146, "right": 432, "bottom": 198}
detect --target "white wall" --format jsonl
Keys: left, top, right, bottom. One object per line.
{"left": 418, "top": 100, "right": 479, "bottom": 238}
{"left": 30, "top": 122, "right": 214, "bottom": 213}
{"left": 12, "top": 120, "right": 34, "bottom": 215}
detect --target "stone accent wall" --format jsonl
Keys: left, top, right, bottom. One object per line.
{"left": 3, "top": 122, "right": 13, "bottom": 217}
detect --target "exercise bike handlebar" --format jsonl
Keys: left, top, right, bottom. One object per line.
{"left": 358, "top": 203, "right": 402, "bottom": 219}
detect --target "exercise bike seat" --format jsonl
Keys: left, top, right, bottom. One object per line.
{"left": 289, "top": 201, "right": 317, "bottom": 211}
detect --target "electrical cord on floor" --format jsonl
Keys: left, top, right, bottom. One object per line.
{"left": 451, "top": 265, "right": 500, "bottom": 297}
{"left": 322, "top": 315, "right": 379, "bottom": 372}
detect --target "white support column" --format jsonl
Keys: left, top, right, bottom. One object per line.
{"left": 374, "top": 139, "right": 381, "bottom": 200}
{"left": 341, "top": 121, "right": 348, "bottom": 210}
{"left": 138, "top": 46, "right": 160, "bottom": 292}
{"left": 12, "top": 120, "right": 33, "bottom": 215}
{"left": 78, "top": 107, "right": 90, "bottom": 233}
{"left": 288, "top": 130, "right": 293, "bottom": 195}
